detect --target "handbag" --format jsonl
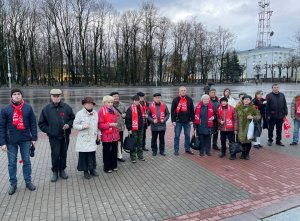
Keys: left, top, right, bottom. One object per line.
{"left": 247, "top": 119, "right": 254, "bottom": 140}
{"left": 190, "top": 129, "right": 200, "bottom": 150}
{"left": 30, "top": 143, "right": 35, "bottom": 157}
{"left": 123, "top": 135, "right": 135, "bottom": 152}
{"left": 229, "top": 136, "right": 244, "bottom": 155}
{"left": 95, "top": 133, "right": 101, "bottom": 145}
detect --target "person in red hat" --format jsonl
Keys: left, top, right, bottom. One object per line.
{"left": 73, "top": 97, "right": 99, "bottom": 179}
{"left": 0, "top": 88, "right": 38, "bottom": 195}
{"left": 38, "top": 89, "right": 75, "bottom": 182}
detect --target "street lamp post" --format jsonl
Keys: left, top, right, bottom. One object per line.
{"left": 6, "top": 46, "right": 12, "bottom": 89}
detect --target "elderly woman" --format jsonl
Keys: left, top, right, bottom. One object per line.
{"left": 235, "top": 95, "right": 261, "bottom": 160}
{"left": 252, "top": 90, "right": 267, "bottom": 148}
{"left": 98, "top": 95, "right": 120, "bottom": 173}
{"left": 223, "top": 88, "right": 237, "bottom": 108}
{"left": 194, "top": 94, "right": 216, "bottom": 156}
{"left": 73, "top": 97, "right": 99, "bottom": 179}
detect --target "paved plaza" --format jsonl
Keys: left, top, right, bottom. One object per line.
{"left": 0, "top": 123, "right": 300, "bottom": 221}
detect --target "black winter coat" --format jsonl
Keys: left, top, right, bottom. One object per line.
{"left": 125, "top": 104, "right": 144, "bottom": 131}
{"left": 266, "top": 92, "right": 288, "bottom": 119}
{"left": 38, "top": 102, "right": 75, "bottom": 138}
{"left": 171, "top": 96, "right": 194, "bottom": 123}
{"left": 147, "top": 102, "right": 170, "bottom": 131}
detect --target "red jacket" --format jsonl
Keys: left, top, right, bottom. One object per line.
{"left": 217, "top": 105, "right": 238, "bottom": 132}
{"left": 98, "top": 106, "right": 120, "bottom": 142}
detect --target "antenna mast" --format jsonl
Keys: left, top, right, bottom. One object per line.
{"left": 256, "top": 0, "right": 273, "bottom": 48}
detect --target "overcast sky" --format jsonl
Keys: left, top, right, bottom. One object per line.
{"left": 108, "top": 0, "right": 300, "bottom": 51}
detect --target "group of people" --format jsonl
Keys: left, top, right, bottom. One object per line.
{"left": 0, "top": 84, "right": 299, "bottom": 196}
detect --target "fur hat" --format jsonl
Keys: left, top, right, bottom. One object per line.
{"left": 82, "top": 97, "right": 96, "bottom": 105}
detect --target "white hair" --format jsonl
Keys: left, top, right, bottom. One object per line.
{"left": 201, "top": 94, "right": 210, "bottom": 101}
{"left": 102, "top": 95, "right": 114, "bottom": 104}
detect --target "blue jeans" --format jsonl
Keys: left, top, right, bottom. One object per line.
{"left": 174, "top": 122, "right": 191, "bottom": 153}
{"left": 7, "top": 141, "right": 32, "bottom": 186}
{"left": 292, "top": 119, "right": 300, "bottom": 143}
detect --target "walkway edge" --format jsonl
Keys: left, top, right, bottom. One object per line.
{"left": 222, "top": 194, "right": 300, "bottom": 221}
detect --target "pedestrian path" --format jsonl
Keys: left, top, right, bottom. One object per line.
{"left": 0, "top": 125, "right": 299, "bottom": 221}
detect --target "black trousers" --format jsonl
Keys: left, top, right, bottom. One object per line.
{"left": 102, "top": 141, "right": 118, "bottom": 172}
{"left": 151, "top": 130, "right": 166, "bottom": 154}
{"left": 119, "top": 131, "right": 124, "bottom": 148}
{"left": 198, "top": 133, "right": 211, "bottom": 154}
{"left": 49, "top": 137, "right": 69, "bottom": 172}
{"left": 268, "top": 117, "right": 283, "bottom": 142}
{"left": 212, "top": 130, "right": 219, "bottom": 146}
{"left": 220, "top": 131, "right": 235, "bottom": 154}
{"left": 142, "top": 124, "right": 147, "bottom": 148}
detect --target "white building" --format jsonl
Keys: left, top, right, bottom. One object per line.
{"left": 237, "top": 46, "right": 295, "bottom": 80}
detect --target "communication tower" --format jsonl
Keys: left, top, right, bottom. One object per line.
{"left": 255, "top": 0, "right": 273, "bottom": 48}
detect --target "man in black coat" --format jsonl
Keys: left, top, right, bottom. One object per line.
{"left": 147, "top": 93, "right": 170, "bottom": 156}
{"left": 125, "top": 95, "right": 145, "bottom": 163}
{"left": 171, "top": 86, "right": 195, "bottom": 155}
{"left": 266, "top": 84, "right": 288, "bottom": 146}
{"left": 209, "top": 88, "right": 220, "bottom": 150}
{"left": 38, "top": 89, "right": 75, "bottom": 182}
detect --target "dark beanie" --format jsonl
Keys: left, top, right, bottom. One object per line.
{"left": 242, "top": 94, "right": 252, "bottom": 100}
{"left": 11, "top": 88, "right": 23, "bottom": 97}
{"left": 220, "top": 97, "right": 228, "bottom": 103}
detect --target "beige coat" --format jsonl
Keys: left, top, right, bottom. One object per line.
{"left": 73, "top": 108, "right": 99, "bottom": 152}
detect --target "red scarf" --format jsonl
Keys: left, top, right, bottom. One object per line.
{"left": 11, "top": 100, "right": 25, "bottom": 130}
{"left": 140, "top": 101, "right": 148, "bottom": 124}
{"left": 218, "top": 105, "right": 233, "bottom": 129}
{"left": 176, "top": 96, "right": 187, "bottom": 113}
{"left": 151, "top": 102, "right": 165, "bottom": 122}
{"left": 194, "top": 102, "right": 214, "bottom": 127}
{"left": 102, "top": 106, "right": 115, "bottom": 134}
{"left": 297, "top": 100, "right": 300, "bottom": 114}
{"left": 131, "top": 103, "right": 139, "bottom": 131}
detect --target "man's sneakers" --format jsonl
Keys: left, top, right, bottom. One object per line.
{"left": 8, "top": 185, "right": 17, "bottom": 195}
{"left": 290, "top": 142, "right": 298, "bottom": 146}
{"left": 51, "top": 171, "right": 58, "bottom": 182}
{"left": 59, "top": 170, "right": 68, "bottom": 179}
{"left": 26, "top": 183, "right": 36, "bottom": 191}
{"left": 276, "top": 142, "right": 285, "bottom": 146}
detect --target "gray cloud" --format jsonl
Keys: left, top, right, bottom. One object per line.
{"left": 109, "top": 0, "right": 300, "bottom": 51}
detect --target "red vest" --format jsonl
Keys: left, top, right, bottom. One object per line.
{"left": 218, "top": 105, "right": 233, "bottom": 129}
{"left": 150, "top": 102, "right": 165, "bottom": 122}
{"left": 194, "top": 102, "right": 214, "bottom": 127}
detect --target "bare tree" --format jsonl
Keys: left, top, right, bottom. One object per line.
{"left": 141, "top": 1, "right": 158, "bottom": 84}
{"left": 215, "top": 26, "right": 235, "bottom": 83}
{"left": 155, "top": 16, "right": 170, "bottom": 84}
